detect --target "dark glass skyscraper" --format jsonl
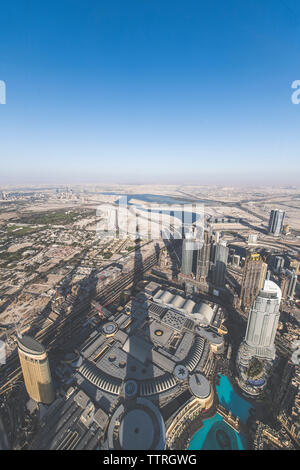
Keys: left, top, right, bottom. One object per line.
{"left": 268, "top": 209, "right": 285, "bottom": 237}
{"left": 280, "top": 269, "right": 297, "bottom": 300}
{"left": 211, "top": 240, "right": 229, "bottom": 287}
{"left": 181, "top": 235, "right": 195, "bottom": 275}
{"left": 196, "top": 230, "right": 212, "bottom": 282}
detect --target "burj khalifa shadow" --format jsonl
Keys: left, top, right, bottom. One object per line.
{"left": 119, "top": 214, "right": 160, "bottom": 450}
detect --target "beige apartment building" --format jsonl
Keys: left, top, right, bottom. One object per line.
{"left": 18, "top": 335, "right": 55, "bottom": 404}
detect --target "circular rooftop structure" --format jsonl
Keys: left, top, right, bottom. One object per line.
{"left": 102, "top": 321, "right": 118, "bottom": 336}
{"left": 63, "top": 351, "right": 83, "bottom": 369}
{"left": 18, "top": 335, "right": 45, "bottom": 356}
{"left": 174, "top": 364, "right": 189, "bottom": 381}
{"left": 107, "top": 398, "right": 165, "bottom": 450}
{"left": 120, "top": 409, "right": 154, "bottom": 448}
{"left": 123, "top": 380, "right": 138, "bottom": 399}
{"left": 189, "top": 373, "right": 211, "bottom": 399}
{"left": 154, "top": 329, "right": 164, "bottom": 336}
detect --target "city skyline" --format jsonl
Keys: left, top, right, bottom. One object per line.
{"left": 1, "top": 1, "right": 300, "bottom": 185}
{"left": 0, "top": 1, "right": 300, "bottom": 453}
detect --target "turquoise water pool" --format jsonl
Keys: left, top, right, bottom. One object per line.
{"left": 188, "top": 413, "right": 248, "bottom": 450}
{"left": 216, "top": 375, "right": 252, "bottom": 425}
{"left": 188, "top": 375, "right": 252, "bottom": 450}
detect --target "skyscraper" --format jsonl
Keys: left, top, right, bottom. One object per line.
{"left": 289, "top": 259, "right": 299, "bottom": 275}
{"left": 280, "top": 270, "right": 297, "bottom": 300}
{"left": 181, "top": 234, "right": 195, "bottom": 276}
{"left": 243, "top": 279, "right": 281, "bottom": 358}
{"left": 18, "top": 335, "right": 55, "bottom": 404}
{"left": 239, "top": 253, "right": 267, "bottom": 312}
{"left": 237, "top": 279, "right": 281, "bottom": 395}
{"left": 195, "top": 230, "right": 212, "bottom": 282}
{"left": 273, "top": 255, "right": 285, "bottom": 274}
{"left": 268, "top": 209, "right": 285, "bottom": 237}
{"left": 211, "top": 240, "right": 229, "bottom": 287}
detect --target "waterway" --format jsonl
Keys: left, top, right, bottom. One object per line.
{"left": 188, "top": 375, "right": 252, "bottom": 450}
{"left": 99, "top": 192, "right": 194, "bottom": 205}
{"left": 99, "top": 192, "right": 205, "bottom": 225}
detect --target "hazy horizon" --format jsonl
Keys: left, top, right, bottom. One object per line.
{"left": 1, "top": 1, "right": 300, "bottom": 185}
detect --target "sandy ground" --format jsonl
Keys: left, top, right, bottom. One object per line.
{"left": 7, "top": 242, "right": 32, "bottom": 253}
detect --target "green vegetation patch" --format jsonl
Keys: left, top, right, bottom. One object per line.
{"left": 17, "top": 210, "right": 81, "bottom": 225}
{"left": 247, "top": 357, "right": 264, "bottom": 379}
{"left": 6, "top": 224, "right": 37, "bottom": 237}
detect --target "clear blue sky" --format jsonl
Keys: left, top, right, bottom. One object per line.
{"left": 0, "top": 0, "right": 300, "bottom": 185}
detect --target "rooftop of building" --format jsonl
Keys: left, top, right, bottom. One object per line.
{"left": 261, "top": 280, "right": 282, "bottom": 302}
{"left": 153, "top": 288, "right": 214, "bottom": 325}
{"left": 31, "top": 280, "right": 221, "bottom": 450}
{"left": 18, "top": 335, "right": 45, "bottom": 355}
{"left": 189, "top": 373, "right": 211, "bottom": 399}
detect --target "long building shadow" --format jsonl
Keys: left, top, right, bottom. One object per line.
{"left": 162, "top": 236, "right": 181, "bottom": 279}
{"left": 120, "top": 218, "right": 157, "bottom": 450}
{"left": 240, "top": 219, "right": 267, "bottom": 235}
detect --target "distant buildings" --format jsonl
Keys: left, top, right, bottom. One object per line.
{"left": 18, "top": 335, "right": 55, "bottom": 405}
{"left": 237, "top": 279, "right": 281, "bottom": 395}
{"left": 180, "top": 229, "right": 230, "bottom": 295}
{"left": 181, "top": 229, "right": 229, "bottom": 288}
{"left": 232, "top": 254, "right": 241, "bottom": 267}
{"left": 247, "top": 234, "right": 258, "bottom": 245}
{"left": 239, "top": 253, "right": 267, "bottom": 312}
{"left": 268, "top": 209, "right": 285, "bottom": 237}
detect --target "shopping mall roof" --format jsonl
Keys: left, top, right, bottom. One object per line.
{"left": 153, "top": 289, "right": 214, "bottom": 324}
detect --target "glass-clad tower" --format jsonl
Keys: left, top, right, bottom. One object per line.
{"left": 268, "top": 209, "right": 285, "bottom": 237}
{"left": 181, "top": 234, "right": 196, "bottom": 275}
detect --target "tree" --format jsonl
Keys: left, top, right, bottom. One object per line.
{"left": 247, "top": 357, "right": 264, "bottom": 378}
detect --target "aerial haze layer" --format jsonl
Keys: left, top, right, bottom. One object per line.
{"left": 1, "top": 1, "right": 300, "bottom": 185}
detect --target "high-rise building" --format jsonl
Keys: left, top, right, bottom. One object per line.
{"left": 268, "top": 209, "right": 285, "bottom": 237}
{"left": 280, "top": 270, "right": 297, "bottom": 300}
{"left": 239, "top": 253, "right": 267, "bottom": 312}
{"left": 232, "top": 254, "right": 240, "bottom": 267}
{"left": 273, "top": 255, "right": 285, "bottom": 274}
{"left": 195, "top": 229, "right": 212, "bottom": 282}
{"left": 213, "top": 231, "right": 220, "bottom": 243}
{"left": 289, "top": 259, "right": 300, "bottom": 275}
{"left": 243, "top": 279, "right": 281, "bottom": 359}
{"left": 181, "top": 234, "right": 195, "bottom": 275}
{"left": 211, "top": 240, "right": 229, "bottom": 287}
{"left": 18, "top": 335, "right": 55, "bottom": 404}
{"left": 236, "top": 279, "right": 281, "bottom": 395}
{"left": 282, "top": 224, "right": 290, "bottom": 235}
